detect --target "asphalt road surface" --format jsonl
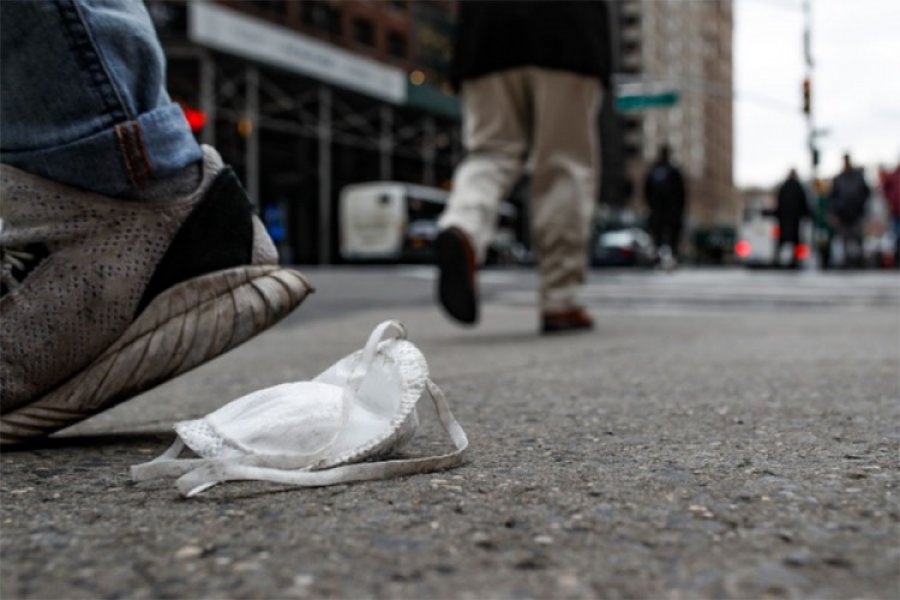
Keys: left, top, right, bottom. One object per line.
{"left": 2, "top": 266, "right": 898, "bottom": 599}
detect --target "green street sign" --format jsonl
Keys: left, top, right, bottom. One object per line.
{"left": 615, "top": 91, "right": 679, "bottom": 112}
{"left": 406, "top": 82, "right": 460, "bottom": 119}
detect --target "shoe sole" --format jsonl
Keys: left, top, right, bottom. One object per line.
{"left": 435, "top": 229, "right": 478, "bottom": 325}
{"left": 0, "top": 265, "right": 312, "bottom": 445}
{"left": 541, "top": 322, "right": 594, "bottom": 334}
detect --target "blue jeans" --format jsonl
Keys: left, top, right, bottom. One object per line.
{"left": 0, "top": 0, "right": 201, "bottom": 197}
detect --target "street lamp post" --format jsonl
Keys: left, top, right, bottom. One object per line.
{"left": 803, "top": 0, "right": 818, "bottom": 180}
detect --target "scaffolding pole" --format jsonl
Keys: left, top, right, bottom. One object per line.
{"left": 318, "top": 85, "right": 333, "bottom": 264}
{"left": 803, "top": 0, "right": 818, "bottom": 180}
{"left": 380, "top": 104, "right": 394, "bottom": 181}
{"left": 244, "top": 66, "right": 260, "bottom": 207}
{"left": 422, "top": 115, "right": 436, "bottom": 186}
{"left": 199, "top": 50, "right": 216, "bottom": 147}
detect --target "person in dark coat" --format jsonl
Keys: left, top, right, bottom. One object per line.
{"left": 450, "top": 1, "right": 611, "bottom": 89}
{"left": 773, "top": 168, "right": 809, "bottom": 267}
{"left": 435, "top": 1, "right": 611, "bottom": 334}
{"left": 643, "top": 144, "right": 686, "bottom": 263}
{"left": 829, "top": 153, "right": 870, "bottom": 268}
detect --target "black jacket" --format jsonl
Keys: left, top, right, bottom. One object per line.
{"left": 451, "top": 1, "right": 612, "bottom": 89}
{"left": 830, "top": 168, "right": 870, "bottom": 225}
{"left": 644, "top": 161, "right": 686, "bottom": 217}
{"left": 776, "top": 176, "right": 809, "bottom": 242}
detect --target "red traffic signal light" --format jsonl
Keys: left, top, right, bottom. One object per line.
{"left": 802, "top": 78, "right": 811, "bottom": 115}
{"left": 179, "top": 101, "right": 207, "bottom": 133}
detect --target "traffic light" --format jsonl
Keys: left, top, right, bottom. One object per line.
{"left": 802, "top": 78, "right": 811, "bottom": 115}
{"left": 178, "top": 101, "right": 207, "bottom": 133}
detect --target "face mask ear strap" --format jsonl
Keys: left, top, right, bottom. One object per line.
{"left": 345, "top": 320, "right": 407, "bottom": 393}
{"left": 131, "top": 437, "right": 357, "bottom": 484}
{"left": 174, "top": 378, "right": 468, "bottom": 498}
{"left": 130, "top": 439, "right": 209, "bottom": 480}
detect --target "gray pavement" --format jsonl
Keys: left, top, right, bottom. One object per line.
{"left": 2, "top": 267, "right": 899, "bottom": 599}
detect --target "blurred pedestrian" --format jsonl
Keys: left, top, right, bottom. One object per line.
{"left": 434, "top": 1, "right": 610, "bottom": 334}
{"left": 811, "top": 178, "right": 834, "bottom": 269}
{"left": 878, "top": 163, "right": 900, "bottom": 268}
{"left": 0, "top": 1, "right": 310, "bottom": 445}
{"left": 644, "top": 144, "right": 686, "bottom": 268}
{"left": 772, "top": 168, "right": 809, "bottom": 268}
{"left": 829, "top": 153, "right": 870, "bottom": 268}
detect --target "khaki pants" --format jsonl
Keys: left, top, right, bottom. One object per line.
{"left": 438, "top": 67, "right": 601, "bottom": 312}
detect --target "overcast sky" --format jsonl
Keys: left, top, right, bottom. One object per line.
{"left": 734, "top": 0, "right": 900, "bottom": 188}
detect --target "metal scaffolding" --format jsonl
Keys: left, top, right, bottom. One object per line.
{"left": 167, "top": 49, "right": 461, "bottom": 263}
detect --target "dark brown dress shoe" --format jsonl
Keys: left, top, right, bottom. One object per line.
{"left": 541, "top": 307, "right": 594, "bottom": 334}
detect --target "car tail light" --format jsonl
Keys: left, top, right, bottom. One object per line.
{"left": 771, "top": 225, "right": 781, "bottom": 240}
{"left": 794, "top": 244, "right": 810, "bottom": 260}
{"left": 735, "top": 240, "right": 752, "bottom": 258}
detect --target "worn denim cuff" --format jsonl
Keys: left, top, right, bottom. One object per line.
{"left": 0, "top": 103, "right": 202, "bottom": 197}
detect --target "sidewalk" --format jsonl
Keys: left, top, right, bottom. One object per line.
{"left": 2, "top": 275, "right": 898, "bottom": 599}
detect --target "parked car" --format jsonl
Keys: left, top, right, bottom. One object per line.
{"left": 865, "top": 230, "right": 897, "bottom": 268}
{"left": 591, "top": 227, "right": 655, "bottom": 267}
{"left": 402, "top": 219, "right": 440, "bottom": 263}
{"left": 692, "top": 225, "right": 736, "bottom": 265}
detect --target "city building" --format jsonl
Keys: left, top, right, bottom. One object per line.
{"left": 614, "top": 0, "right": 736, "bottom": 233}
{"left": 148, "top": 0, "right": 461, "bottom": 264}
{"left": 149, "top": 1, "right": 736, "bottom": 264}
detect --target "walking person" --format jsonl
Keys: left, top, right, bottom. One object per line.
{"left": 828, "top": 153, "right": 870, "bottom": 268}
{"left": 434, "top": 1, "right": 610, "bottom": 334}
{"left": 773, "top": 168, "right": 809, "bottom": 268}
{"left": 644, "top": 144, "right": 686, "bottom": 269}
{"left": 878, "top": 163, "right": 900, "bottom": 268}
{"left": 0, "top": 0, "right": 311, "bottom": 444}
{"left": 810, "top": 178, "right": 835, "bottom": 269}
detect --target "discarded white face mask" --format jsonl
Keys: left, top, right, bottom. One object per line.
{"left": 131, "top": 320, "right": 468, "bottom": 497}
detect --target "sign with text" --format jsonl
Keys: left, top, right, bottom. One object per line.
{"left": 189, "top": 2, "right": 406, "bottom": 104}
{"left": 614, "top": 80, "right": 680, "bottom": 112}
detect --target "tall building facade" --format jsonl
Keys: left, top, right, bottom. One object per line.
{"left": 616, "top": 0, "right": 736, "bottom": 230}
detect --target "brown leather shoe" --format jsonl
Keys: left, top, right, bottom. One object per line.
{"left": 435, "top": 227, "right": 478, "bottom": 324}
{"left": 541, "top": 307, "right": 594, "bottom": 334}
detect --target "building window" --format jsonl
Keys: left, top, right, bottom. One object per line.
{"left": 301, "top": 2, "right": 322, "bottom": 26}
{"left": 302, "top": 1, "right": 342, "bottom": 37}
{"left": 622, "top": 13, "right": 640, "bottom": 29}
{"left": 353, "top": 18, "right": 375, "bottom": 47}
{"left": 624, "top": 118, "right": 641, "bottom": 133}
{"left": 387, "top": 32, "right": 407, "bottom": 59}
{"left": 257, "top": 1, "right": 287, "bottom": 17}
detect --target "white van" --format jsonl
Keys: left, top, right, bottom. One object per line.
{"left": 735, "top": 201, "right": 813, "bottom": 268}
{"left": 339, "top": 182, "right": 520, "bottom": 263}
